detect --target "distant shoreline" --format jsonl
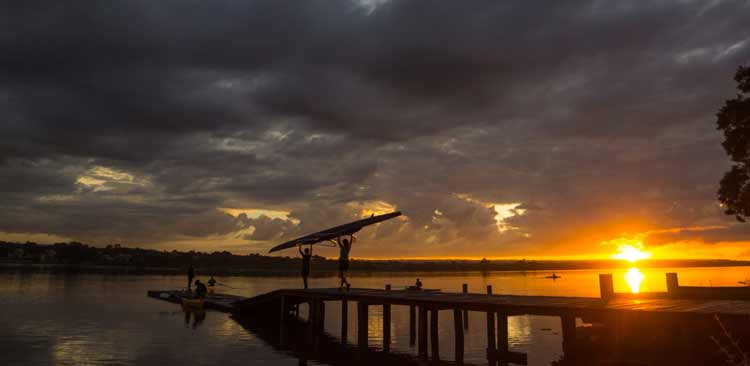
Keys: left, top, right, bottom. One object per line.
{"left": 4, "top": 241, "right": 750, "bottom": 276}
{"left": 2, "top": 259, "right": 750, "bottom": 277}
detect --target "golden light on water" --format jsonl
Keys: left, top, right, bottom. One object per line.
{"left": 624, "top": 267, "right": 645, "bottom": 293}
{"left": 612, "top": 242, "right": 652, "bottom": 262}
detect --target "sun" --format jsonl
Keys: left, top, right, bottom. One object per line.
{"left": 612, "top": 242, "right": 652, "bottom": 262}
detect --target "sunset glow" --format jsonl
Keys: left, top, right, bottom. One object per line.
{"left": 612, "top": 242, "right": 652, "bottom": 262}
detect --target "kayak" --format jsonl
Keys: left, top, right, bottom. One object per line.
{"left": 268, "top": 212, "right": 402, "bottom": 253}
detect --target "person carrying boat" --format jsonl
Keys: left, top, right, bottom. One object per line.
{"left": 187, "top": 264, "right": 195, "bottom": 291}
{"left": 335, "top": 235, "right": 354, "bottom": 289}
{"left": 299, "top": 245, "right": 313, "bottom": 289}
{"left": 194, "top": 280, "right": 208, "bottom": 298}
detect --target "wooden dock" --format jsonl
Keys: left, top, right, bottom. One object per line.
{"left": 148, "top": 273, "right": 750, "bottom": 366}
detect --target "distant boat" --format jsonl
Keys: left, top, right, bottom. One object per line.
{"left": 545, "top": 272, "right": 561, "bottom": 279}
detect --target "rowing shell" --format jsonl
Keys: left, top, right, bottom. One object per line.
{"left": 268, "top": 211, "right": 402, "bottom": 253}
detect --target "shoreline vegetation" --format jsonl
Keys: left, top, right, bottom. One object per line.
{"left": 2, "top": 241, "right": 749, "bottom": 276}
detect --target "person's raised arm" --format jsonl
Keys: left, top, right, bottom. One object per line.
{"left": 298, "top": 245, "right": 304, "bottom": 256}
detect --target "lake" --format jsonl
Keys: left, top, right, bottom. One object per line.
{"left": 2, "top": 266, "right": 749, "bottom": 366}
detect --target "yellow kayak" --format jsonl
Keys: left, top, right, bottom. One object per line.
{"left": 181, "top": 297, "right": 204, "bottom": 310}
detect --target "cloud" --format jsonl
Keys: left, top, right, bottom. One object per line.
{"left": 1, "top": 0, "right": 749, "bottom": 256}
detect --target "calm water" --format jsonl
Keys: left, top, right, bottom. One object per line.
{"left": 2, "top": 266, "right": 749, "bottom": 366}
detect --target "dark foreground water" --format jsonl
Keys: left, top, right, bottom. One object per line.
{"left": 2, "top": 266, "right": 749, "bottom": 366}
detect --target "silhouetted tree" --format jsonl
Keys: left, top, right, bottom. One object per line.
{"left": 717, "top": 65, "right": 750, "bottom": 222}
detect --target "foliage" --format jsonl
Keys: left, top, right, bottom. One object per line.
{"left": 717, "top": 66, "right": 750, "bottom": 222}
{"left": 711, "top": 315, "right": 749, "bottom": 366}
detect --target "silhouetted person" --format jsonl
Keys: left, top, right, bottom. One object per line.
{"left": 336, "top": 235, "right": 354, "bottom": 289}
{"left": 194, "top": 280, "right": 207, "bottom": 298}
{"left": 187, "top": 264, "right": 195, "bottom": 291}
{"left": 299, "top": 245, "right": 312, "bottom": 289}
{"left": 415, "top": 278, "right": 423, "bottom": 290}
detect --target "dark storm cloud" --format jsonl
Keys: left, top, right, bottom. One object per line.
{"left": 1, "top": 0, "right": 749, "bottom": 255}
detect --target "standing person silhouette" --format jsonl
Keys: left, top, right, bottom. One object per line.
{"left": 187, "top": 264, "right": 195, "bottom": 291}
{"left": 299, "top": 245, "right": 313, "bottom": 289}
{"left": 336, "top": 235, "right": 354, "bottom": 289}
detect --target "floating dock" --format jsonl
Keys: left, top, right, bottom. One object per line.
{"left": 146, "top": 290, "right": 246, "bottom": 312}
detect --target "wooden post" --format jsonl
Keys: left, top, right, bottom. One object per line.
{"left": 430, "top": 309, "right": 440, "bottom": 361}
{"left": 418, "top": 306, "right": 428, "bottom": 359}
{"left": 409, "top": 305, "right": 417, "bottom": 345}
{"left": 309, "top": 300, "right": 316, "bottom": 327}
{"left": 486, "top": 311, "right": 497, "bottom": 366}
{"left": 279, "top": 296, "right": 286, "bottom": 344}
{"left": 666, "top": 273, "right": 679, "bottom": 296}
{"left": 454, "top": 309, "right": 465, "bottom": 366}
{"left": 487, "top": 285, "right": 493, "bottom": 296}
{"left": 561, "top": 314, "right": 576, "bottom": 358}
{"left": 497, "top": 313, "right": 509, "bottom": 366}
{"left": 462, "top": 284, "right": 469, "bottom": 330}
{"left": 383, "top": 302, "right": 391, "bottom": 352}
{"left": 317, "top": 300, "right": 325, "bottom": 333}
{"left": 308, "top": 299, "right": 320, "bottom": 352}
{"left": 599, "top": 274, "right": 614, "bottom": 300}
{"left": 358, "top": 302, "right": 369, "bottom": 350}
{"left": 341, "top": 299, "right": 348, "bottom": 344}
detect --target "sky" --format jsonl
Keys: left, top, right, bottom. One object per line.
{"left": 1, "top": 0, "right": 750, "bottom": 259}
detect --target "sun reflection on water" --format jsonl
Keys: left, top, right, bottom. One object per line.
{"left": 624, "top": 267, "right": 645, "bottom": 293}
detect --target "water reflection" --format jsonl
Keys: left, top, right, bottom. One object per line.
{"left": 184, "top": 309, "right": 206, "bottom": 329}
{"left": 6, "top": 268, "right": 750, "bottom": 366}
{"left": 624, "top": 267, "right": 645, "bottom": 293}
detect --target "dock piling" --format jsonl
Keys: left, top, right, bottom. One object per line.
{"left": 430, "top": 309, "right": 440, "bottom": 361}
{"left": 316, "top": 300, "right": 325, "bottom": 333}
{"left": 454, "top": 308, "right": 465, "bottom": 366}
{"left": 486, "top": 311, "right": 497, "bottom": 366}
{"left": 341, "top": 299, "right": 348, "bottom": 344}
{"left": 666, "top": 273, "right": 679, "bottom": 296}
{"left": 599, "top": 274, "right": 614, "bottom": 300}
{"left": 462, "top": 284, "right": 469, "bottom": 330}
{"left": 409, "top": 305, "right": 417, "bottom": 345}
{"left": 418, "top": 306, "right": 428, "bottom": 359}
{"left": 497, "top": 313, "right": 508, "bottom": 366}
{"left": 561, "top": 314, "right": 576, "bottom": 358}
{"left": 357, "top": 302, "right": 368, "bottom": 350}
{"left": 383, "top": 302, "right": 391, "bottom": 352}
{"left": 279, "top": 296, "right": 286, "bottom": 344}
